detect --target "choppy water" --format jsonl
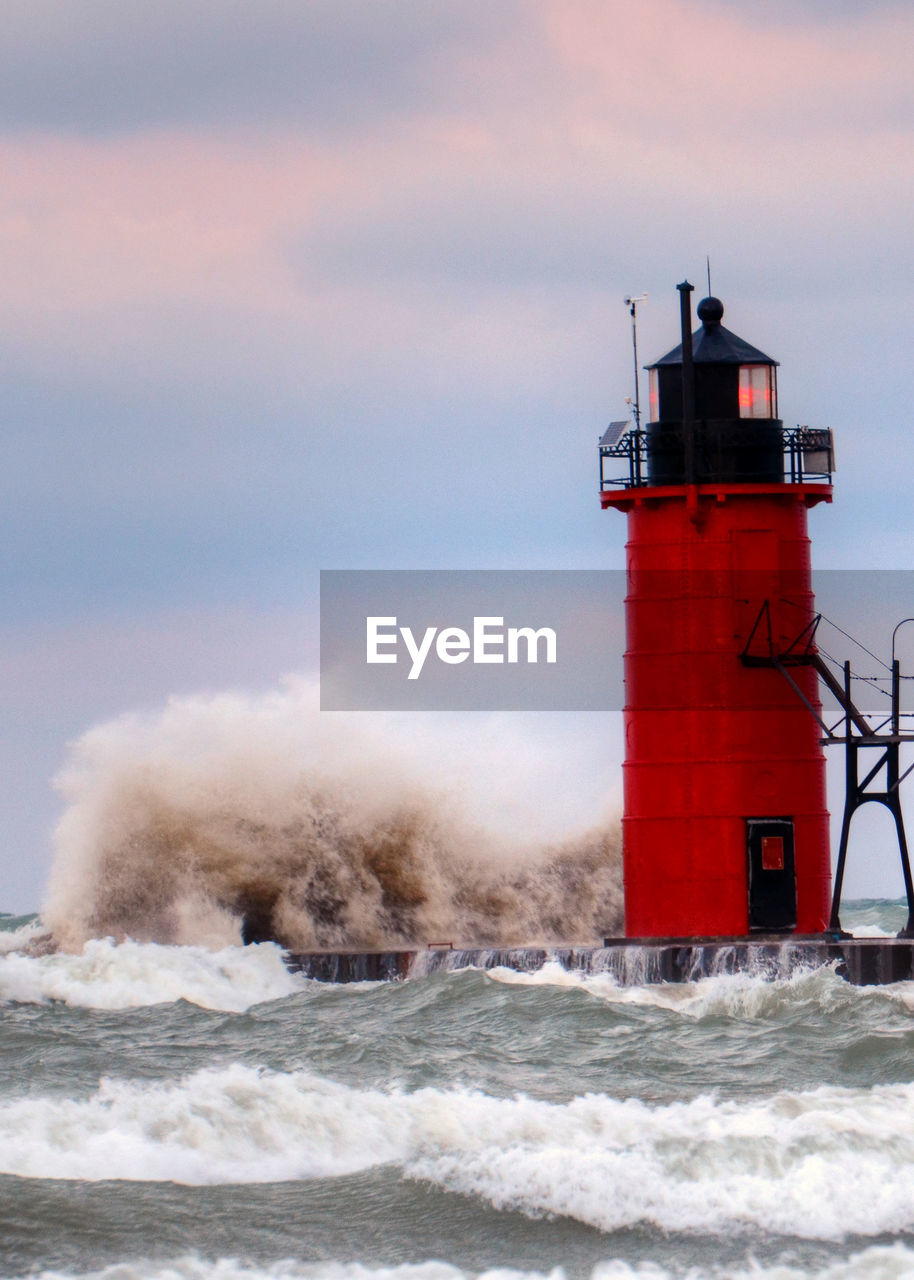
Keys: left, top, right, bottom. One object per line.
{"left": 4, "top": 903, "right": 914, "bottom": 1280}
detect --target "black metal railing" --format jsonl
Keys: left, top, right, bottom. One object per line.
{"left": 599, "top": 423, "right": 834, "bottom": 490}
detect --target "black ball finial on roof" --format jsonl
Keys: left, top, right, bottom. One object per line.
{"left": 697, "top": 296, "right": 724, "bottom": 328}
{"left": 648, "top": 291, "right": 777, "bottom": 370}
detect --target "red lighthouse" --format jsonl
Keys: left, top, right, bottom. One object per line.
{"left": 601, "top": 284, "right": 835, "bottom": 939}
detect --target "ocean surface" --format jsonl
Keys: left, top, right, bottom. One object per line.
{"left": 4, "top": 902, "right": 914, "bottom": 1280}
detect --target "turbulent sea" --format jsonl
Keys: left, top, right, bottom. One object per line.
{"left": 4, "top": 902, "right": 914, "bottom": 1280}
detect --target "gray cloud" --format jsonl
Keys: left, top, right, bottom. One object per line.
{"left": 0, "top": 0, "right": 523, "bottom": 135}
{"left": 293, "top": 184, "right": 625, "bottom": 291}
{"left": 695, "top": 0, "right": 911, "bottom": 22}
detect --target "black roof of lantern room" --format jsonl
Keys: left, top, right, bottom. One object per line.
{"left": 646, "top": 297, "right": 778, "bottom": 369}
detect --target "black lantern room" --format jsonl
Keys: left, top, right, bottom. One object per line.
{"left": 645, "top": 296, "right": 783, "bottom": 485}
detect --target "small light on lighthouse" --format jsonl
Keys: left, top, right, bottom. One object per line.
{"left": 738, "top": 365, "right": 777, "bottom": 419}
{"left": 648, "top": 370, "right": 659, "bottom": 423}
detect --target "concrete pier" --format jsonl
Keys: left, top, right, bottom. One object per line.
{"left": 284, "top": 936, "right": 914, "bottom": 986}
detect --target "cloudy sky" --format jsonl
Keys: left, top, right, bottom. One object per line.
{"left": 4, "top": 0, "right": 914, "bottom": 910}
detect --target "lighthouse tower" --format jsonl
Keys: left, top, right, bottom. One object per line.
{"left": 601, "top": 284, "right": 834, "bottom": 939}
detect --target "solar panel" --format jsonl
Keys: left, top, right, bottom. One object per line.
{"left": 600, "top": 420, "right": 631, "bottom": 449}
{"left": 800, "top": 427, "right": 835, "bottom": 473}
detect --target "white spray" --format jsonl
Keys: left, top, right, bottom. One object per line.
{"left": 42, "top": 679, "right": 622, "bottom": 952}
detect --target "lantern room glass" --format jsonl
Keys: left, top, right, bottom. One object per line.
{"left": 738, "top": 364, "right": 777, "bottom": 419}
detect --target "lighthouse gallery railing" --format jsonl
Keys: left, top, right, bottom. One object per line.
{"left": 599, "top": 423, "right": 834, "bottom": 490}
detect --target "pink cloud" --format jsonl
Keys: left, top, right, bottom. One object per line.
{"left": 0, "top": 2, "right": 911, "bottom": 389}
{"left": 0, "top": 130, "right": 343, "bottom": 311}
{"left": 542, "top": 0, "right": 914, "bottom": 143}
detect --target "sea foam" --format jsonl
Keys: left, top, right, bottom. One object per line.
{"left": 485, "top": 957, "right": 874, "bottom": 1018}
{"left": 4, "top": 1064, "right": 914, "bottom": 1239}
{"left": 5, "top": 937, "right": 914, "bottom": 1019}
{"left": 0, "top": 938, "right": 302, "bottom": 1011}
{"left": 12, "top": 1250, "right": 914, "bottom": 1280}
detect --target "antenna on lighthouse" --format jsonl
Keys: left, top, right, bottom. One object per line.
{"left": 623, "top": 293, "right": 647, "bottom": 429}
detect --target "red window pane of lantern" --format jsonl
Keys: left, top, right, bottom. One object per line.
{"left": 738, "top": 365, "right": 776, "bottom": 419}
{"left": 649, "top": 369, "right": 659, "bottom": 423}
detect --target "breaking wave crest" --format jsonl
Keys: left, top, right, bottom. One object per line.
{"left": 41, "top": 681, "right": 622, "bottom": 952}
{"left": 14, "top": 1254, "right": 914, "bottom": 1280}
{"left": 0, "top": 938, "right": 301, "bottom": 1011}
{"left": 5, "top": 1063, "right": 914, "bottom": 1239}
{"left": 2, "top": 944, "right": 908, "bottom": 1015}
{"left": 485, "top": 956, "right": 877, "bottom": 1017}
{"left": 0, "top": 916, "right": 47, "bottom": 955}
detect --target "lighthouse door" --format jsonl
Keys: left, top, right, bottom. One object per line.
{"left": 746, "top": 818, "right": 797, "bottom": 932}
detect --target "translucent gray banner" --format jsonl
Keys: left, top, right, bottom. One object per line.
{"left": 320, "top": 570, "right": 625, "bottom": 710}
{"left": 320, "top": 570, "right": 914, "bottom": 713}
